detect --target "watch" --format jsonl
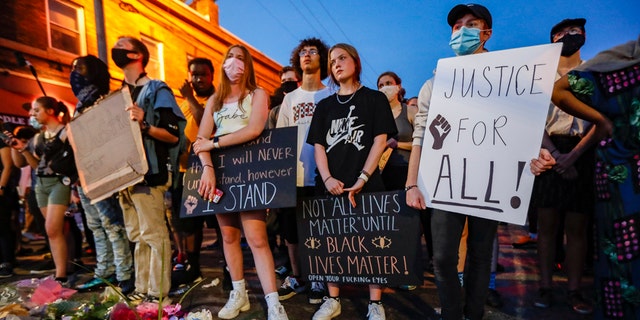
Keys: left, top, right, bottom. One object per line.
{"left": 141, "top": 120, "right": 150, "bottom": 135}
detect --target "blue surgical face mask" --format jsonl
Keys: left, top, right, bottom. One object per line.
{"left": 29, "top": 116, "right": 42, "bottom": 130}
{"left": 449, "top": 26, "right": 485, "bottom": 56}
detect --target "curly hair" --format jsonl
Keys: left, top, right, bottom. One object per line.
{"left": 290, "top": 37, "right": 330, "bottom": 81}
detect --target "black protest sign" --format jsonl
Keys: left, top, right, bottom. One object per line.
{"left": 297, "top": 191, "right": 422, "bottom": 286}
{"left": 180, "top": 127, "right": 297, "bottom": 217}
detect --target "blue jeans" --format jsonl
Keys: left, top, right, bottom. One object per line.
{"left": 431, "top": 209, "right": 498, "bottom": 320}
{"left": 77, "top": 187, "right": 133, "bottom": 281}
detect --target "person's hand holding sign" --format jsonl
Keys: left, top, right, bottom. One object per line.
{"left": 429, "top": 114, "right": 451, "bottom": 150}
{"left": 193, "top": 136, "right": 218, "bottom": 202}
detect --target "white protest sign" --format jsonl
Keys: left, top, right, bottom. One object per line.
{"left": 417, "top": 43, "right": 561, "bottom": 225}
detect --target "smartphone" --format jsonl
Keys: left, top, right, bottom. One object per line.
{"left": 211, "top": 188, "right": 224, "bottom": 204}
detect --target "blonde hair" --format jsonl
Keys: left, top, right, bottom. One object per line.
{"left": 213, "top": 45, "right": 257, "bottom": 113}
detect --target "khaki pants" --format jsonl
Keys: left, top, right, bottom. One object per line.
{"left": 119, "top": 182, "right": 171, "bottom": 297}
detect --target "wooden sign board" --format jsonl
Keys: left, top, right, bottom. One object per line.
{"left": 67, "top": 87, "right": 148, "bottom": 203}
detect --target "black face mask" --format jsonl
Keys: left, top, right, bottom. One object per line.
{"left": 558, "top": 34, "right": 585, "bottom": 57}
{"left": 194, "top": 85, "right": 215, "bottom": 98}
{"left": 281, "top": 80, "right": 298, "bottom": 94}
{"left": 111, "top": 48, "right": 138, "bottom": 68}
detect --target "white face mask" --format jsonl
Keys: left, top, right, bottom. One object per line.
{"left": 379, "top": 85, "right": 400, "bottom": 102}
{"left": 29, "top": 116, "right": 42, "bottom": 130}
{"left": 223, "top": 57, "right": 245, "bottom": 83}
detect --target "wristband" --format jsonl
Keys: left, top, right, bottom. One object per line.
{"left": 358, "top": 173, "right": 369, "bottom": 183}
{"left": 323, "top": 176, "right": 333, "bottom": 184}
{"left": 203, "top": 164, "right": 214, "bottom": 170}
{"left": 213, "top": 136, "right": 220, "bottom": 149}
{"left": 360, "top": 169, "right": 371, "bottom": 179}
{"left": 405, "top": 185, "right": 418, "bottom": 191}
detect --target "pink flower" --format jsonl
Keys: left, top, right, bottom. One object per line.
{"left": 136, "top": 302, "right": 160, "bottom": 319}
{"left": 109, "top": 303, "right": 137, "bottom": 320}
{"left": 164, "top": 303, "right": 182, "bottom": 316}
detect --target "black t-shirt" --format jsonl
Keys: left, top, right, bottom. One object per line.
{"left": 307, "top": 86, "right": 397, "bottom": 191}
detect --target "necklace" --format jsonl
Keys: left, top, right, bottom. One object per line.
{"left": 336, "top": 84, "right": 361, "bottom": 105}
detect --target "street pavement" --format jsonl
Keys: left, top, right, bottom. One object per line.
{"left": 4, "top": 222, "right": 594, "bottom": 319}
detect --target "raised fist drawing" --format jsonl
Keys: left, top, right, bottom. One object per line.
{"left": 429, "top": 114, "right": 451, "bottom": 150}
{"left": 184, "top": 195, "right": 198, "bottom": 215}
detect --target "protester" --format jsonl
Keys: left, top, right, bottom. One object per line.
{"left": 376, "top": 71, "right": 415, "bottom": 191}
{"left": 405, "top": 4, "right": 498, "bottom": 319}
{"left": 168, "top": 57, "right": 217, "bottom": 293}
{"left": 267, "top": 66, "right": 300, "bottom": 130}
{"left": 0, "top": 119, "right": 20, "bottom": 278}
{"left": 112, "top": 36, "right": 186, "bottom": 304}
{"left": 193, "top": 44, "right": 289, "bottom": 320}
{"left": 531, "top": 18, "right": 595, "bottom": 315}
{"left": 306, "top": 43, "right": 397, "bottom": 320}
{"left": 67, "top": 55, "right": 135, "bottom": 294}
{"left": 9, "top": 96, "right": 73, "bottom": 286}
{"left": 275, "top": 37, "right": 331, "bottom": 304}
{"left": 539, "top": 35, "right": 640, "bottom": 320}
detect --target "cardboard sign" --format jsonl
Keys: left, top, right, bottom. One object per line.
{"left": 180, "top": 127, "right": 297, "bottom": 217}
{"left": 417, "top": 43, "right": 562, "bottom": 225}
{"left": 67, "top": 87, "right": 148, "bottom": 203}
{"left": 297, "top": 191, "right": 422, "bottom": 286}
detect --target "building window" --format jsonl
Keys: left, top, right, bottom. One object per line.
{"left": 141, "top": 36, "right": 164, "bottom": 80}
{"left": 47, "top": 0, "right": 86, "bottom": 55}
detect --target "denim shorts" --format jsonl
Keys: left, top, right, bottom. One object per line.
{"left": 35, "top": 176, "right": 71, "bottom": 207}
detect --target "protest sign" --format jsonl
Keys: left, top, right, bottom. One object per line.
{"left": 180, "top": 127, "right": 297, "bottom": 217}
{"left": 417, "top": 43, "right": 562, "bottom": 225}
{"left": 67, "top": 87, "right": 148, "bottom": 203}
{"left": 297, "top": 191, "right": 422, "bottom": 286}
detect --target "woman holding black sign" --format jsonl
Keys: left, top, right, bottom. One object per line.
{"left": 192, "top": 44, "right": 289, "bottom": 320}
{"left": 306, "top": 43, "right": 397, "bottom": 320}
{"left": 9, "top": 96, "right": 73, "bottom": 285}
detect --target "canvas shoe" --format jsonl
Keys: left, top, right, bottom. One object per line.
{"left": 533, "top": 287, "right": 553, "bottom": 308}
{"left": 267, "top": 303, "right": 289, "bottom": 320}
{"left": 126, "top": 291, "right": 147, "bottom": 305}
{"left": 218, "top": 289, "right": 250, "bottom": 319}
{"left": 278, "top": 276, "right": 306, "bottom": 300}
{"left": 312, "top": 297, "right": 341, "bottom": 320}
{"left": 367, "top": 303, "right": 386, "bottom": 320}
{"left": 308, "top": 281, "right": 326, "bottom": 305}
{"left": 146, "top": 295, "right": 172, "bottom": 307}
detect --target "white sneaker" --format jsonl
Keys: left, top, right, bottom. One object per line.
{"left": 218, "top": 289, "right": 250, "bottom": 319}
{"left": 312, "top": 297, "right": 341, "bottom": 320}
{"left": 267, "top": 303, "right": 289, "bottom": 320}
{"left": 367, "top": 303, "right": 386, "bottom": 320}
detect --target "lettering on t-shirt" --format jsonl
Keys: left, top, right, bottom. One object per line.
{"left": 293, "top": 102, "right": 316, "bottom": 123}
{"left": 326, "top": 105, "right": 365, "bottom": 151}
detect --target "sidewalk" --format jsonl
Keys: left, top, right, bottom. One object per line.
{"left": 3, "top": 223, "right": 594, "bottom": 319}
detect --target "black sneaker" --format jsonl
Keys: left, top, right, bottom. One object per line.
{"left": 30, "top": 260, "right": 56, "bottom": 275}
{"left": 534, "top": 287, "right": 553, "bottom": 308}
{"left": 278, "top": 276, "right": 307, "bottom": 301}
{"left": 0, "top": 263, "right": 13, "bottom": 278}
{"left": 567, "top": 290, "right": 593, "bottom": 315}
{"left": 308, "top": 281, "right": 326, "bottom": 305}
{"left": 118, "top": 278, "right": 135, "bottom": 295}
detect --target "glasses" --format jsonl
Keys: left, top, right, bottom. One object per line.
{"left": 299, "top": 49, "right": 319, "bottom": 57}
{"left": 553, "top": 27, "right": 583, "bottom": 39}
